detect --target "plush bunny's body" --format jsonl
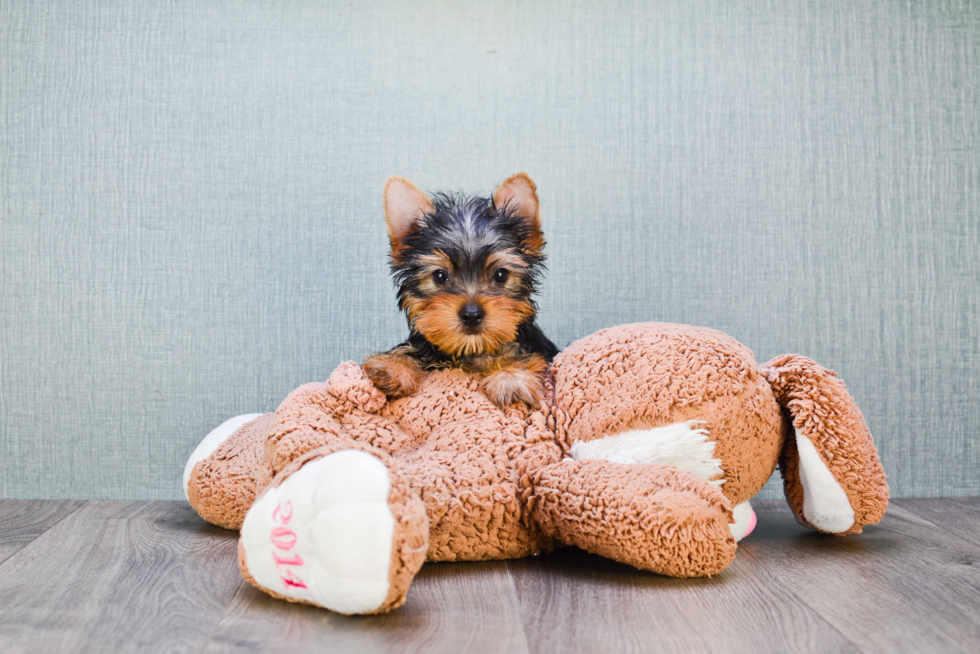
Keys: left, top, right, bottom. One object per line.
{"left": 185, "top": 323, "right": 888, "bottom": 614}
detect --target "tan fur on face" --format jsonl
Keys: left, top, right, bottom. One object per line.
{"left": 480, "top": 294, "right": 535, "bottom": 347}
{"left": 417, "top": 251, "right": 454, "bottom": 273}
{"left": 413, "top": 251, "right": 455, "bottom": 295}
{"left": 485, "top": 251, "right": 529, "bottom": 274}
{"left": 410, "top": 293, "right": 534, "bottom": 358}
{"left": 483, "top": 251, "right": 529, "bottom": 294}
{"left": 480, "top": 354, "right": 548, "bottom": 408}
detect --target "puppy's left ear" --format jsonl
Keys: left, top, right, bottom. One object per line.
{"left": 493, "top": 173, "right": 540, "bottom": 231}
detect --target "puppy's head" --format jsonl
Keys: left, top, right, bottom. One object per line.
{"left": 383, "top": 174, "right": 546, "bottom": 357}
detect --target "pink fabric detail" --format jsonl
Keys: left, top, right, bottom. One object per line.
{"left": 742, "top": 507, "right": 758, "bottom": 540}
{"left": 271, "top": 501, "right": 308, "bottom": 590}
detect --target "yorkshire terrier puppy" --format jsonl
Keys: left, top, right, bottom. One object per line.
{"left": 362, "top": 173, "right": 558, "bottom": 408}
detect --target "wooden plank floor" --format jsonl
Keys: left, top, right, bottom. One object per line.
{"left": 0, "top": 499, "right": 977, "bottom": 653}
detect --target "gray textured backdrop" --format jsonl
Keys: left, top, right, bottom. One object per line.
{"left": 1, "top": 0, "right": 978, "bottom": 500}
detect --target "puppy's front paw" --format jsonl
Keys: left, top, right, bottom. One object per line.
{"left": 481, "top": 365, "right": 544, "bottom": 409}
{"left": 362, "top": 353, "right": 424, "bottom": 400}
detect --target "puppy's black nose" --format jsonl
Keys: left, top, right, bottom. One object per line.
{"left": 459, "top": 303, "right": 485, "bottom": 327}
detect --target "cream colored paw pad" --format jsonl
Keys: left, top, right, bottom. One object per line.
{"left": 240, "top": 450, "right": 395, "bottom": 614}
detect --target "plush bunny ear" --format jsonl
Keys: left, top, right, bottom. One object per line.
{"left": 384, "top": 176, "right": 433, "bottom": 249}
{"left": 493, "top": 173, "right": 540, "bottom": 230}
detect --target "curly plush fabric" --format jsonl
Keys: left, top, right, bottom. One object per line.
{"left": 550, "top": 323, "right": 785, "bottom": 506}
{"left": 531, "top": 459, "right": 737, "bottom": 577}
{"left": 186, "top": 322, "right": 889, "bottom": 614}
{"left": 187, "top": 413, "right": 271, "bottom": 530}
{"left": 257, "top": 367, "right": 561, "bottom": 561}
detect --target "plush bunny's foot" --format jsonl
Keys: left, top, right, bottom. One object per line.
{"left": 730, "top": 501, "right": 757, "bottom": 542}
{"left": 238, "top": 448, "right": 428, "bottom": 614}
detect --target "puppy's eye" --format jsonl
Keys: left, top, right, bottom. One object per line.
{"left": 493, "top": 268, "right": 509, "bottom": 284}
{"left": 432, "top": 270, "right": 449, "bottom": 285}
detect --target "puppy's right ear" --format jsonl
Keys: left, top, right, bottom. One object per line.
{"left": 384, "top": 176, "right": 432, "bottom": 251}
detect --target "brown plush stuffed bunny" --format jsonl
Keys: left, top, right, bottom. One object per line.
{"left": 184, "top": 322, "right": 888, "bottom": 615}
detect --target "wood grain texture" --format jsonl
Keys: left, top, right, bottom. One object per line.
{"left": 897, "top": 498, "right": 980, "bottom": 548}
{"left": 508, "top": 548, "right": 856, "bottom": 654}
{"left": 0, "top": 500, "right": 85, "bottom": 565}
{"left": 0, "top": 501, "right": 242, "bottom": 654}
{"left": 2, "top": 499, "right": 980, "bottom": 653}
{"left": 201, "top": 561, "right": 530, "bottom": 654}
{"left": 741, "top": 500, "right": 980, "bottom": 654}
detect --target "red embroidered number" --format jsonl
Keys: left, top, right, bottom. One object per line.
{"left": 271, "top": 501, "right": 307, "bottom": 590}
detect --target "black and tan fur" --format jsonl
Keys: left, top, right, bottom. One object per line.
{"left": 363, "top": 174, "right": 558, "bottom": 408}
